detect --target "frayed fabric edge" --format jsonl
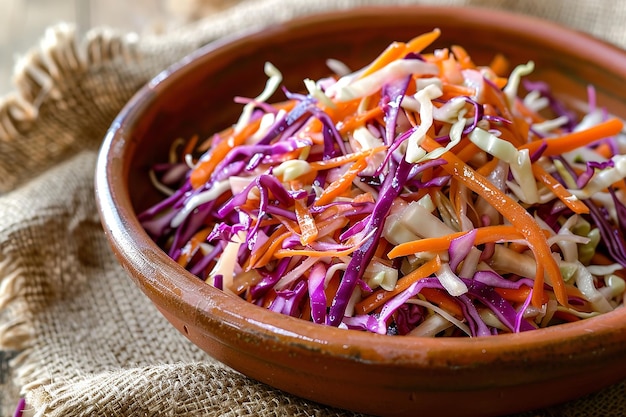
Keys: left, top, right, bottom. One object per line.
{"left": 0, "top": 251, "right": 54, "bottom": 411}
{"left": 0, "top": 23, "right": 140, "bottom": 143}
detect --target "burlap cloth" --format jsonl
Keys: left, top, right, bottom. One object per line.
{"left": 1, "top": 0, "right": 625, "bottom": 416}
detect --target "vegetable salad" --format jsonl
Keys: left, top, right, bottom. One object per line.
{"left": 140, "top": 29, "right": 626, "bottom": 337}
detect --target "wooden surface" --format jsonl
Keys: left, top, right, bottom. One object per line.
{"left": 0, "top": 0, "right": 167, "bottom": 95}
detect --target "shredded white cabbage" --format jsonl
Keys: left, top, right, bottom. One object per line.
{"left": 405, "top": 84, "right": 443, "bottom": 162}
{"left": 503, "top": 61, "right": 535, "bottom": 107}
{"left": 435, "top": 263, "right": 469, "bottom": 297}
{"left": 469, "top": 127, "right": 538, "bottom": 204}
{"left": 325, "top": 59, "right": 439, "bottom": 102}
{"left": 233, "top": 62, "right": 283, "bottom": 134}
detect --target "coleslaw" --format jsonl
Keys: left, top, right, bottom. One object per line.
{"left": 139, "top": 29, "right": 626, "bottom": 337}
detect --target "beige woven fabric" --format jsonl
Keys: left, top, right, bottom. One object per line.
{"left": 1, "top": 0, "right": 626, "bottom": 416}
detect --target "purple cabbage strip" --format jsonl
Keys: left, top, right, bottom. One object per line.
{"left": 269, "top": 279, "right": 308, "bottom": 317}
{"left": 342, "top": 314, "right": 385, "bottom": 333}
{"left": 168, "top": 199, "right": 216, "bottom": 259}
{"left": 610, "top": 186, "right": 626, "bottom": 233}
{"left": 377, "top": 278, "right": 450, "bottom": 333}
{"left": 514, "top": 288, "right": 533, "bottom": 333}
{"left": 448, "top": 229, "right": 477, "bottom": 272}
{"left": 251, "top": 257, "right": 291, "bottom": 299}
{"left": 587, "top": 194, "right": 626, "bottom": 267}
{"left": 211, "top": 137, "right": 311, "bottom": 181}
{"left": 213, "top": 274, "right": 224, "bottom": 291}
{"left": 394, "top": 303, "right": 425, "bottom": 335}
{"left": 464, "top": 279, "right": 535, "bottom": 333}
{"left": 554, "top": 155, "right": 626, "bottom": 267}
{"left": 308, "top": 262, "right": 327, "bottom": 324}
{"left": 265, "top": 205, "right": 298, "bottom": 221}
{"left": 382, "top": 75, "right": 412, "bottom": 146}
{"left": 189, "top": 241, "right": 225, "bottom": 278}
{"left": 576, "top": 160, "right": 614, "bottom": 188}
{"left": 377, "top": 276, "right": 535, "bottom": 336}
{"left": 457, "top": 294, "right": 490, "bottom": 337}
{"left": 327, "top": 157, "right": 414, "bottom": 326}
{"left": 138, "top": 182, "right": 191, "bottom": 222}
{"left": 473, "top": 270, "right": 530, "bottom": 290}
{"left": 254, "top": 92, "right": 316, "bottom": 146}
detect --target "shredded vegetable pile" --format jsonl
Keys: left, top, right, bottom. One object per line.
{"left": 140, "top": 29, "right": 626, "bottom": 337}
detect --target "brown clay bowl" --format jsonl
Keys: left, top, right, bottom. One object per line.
{"left": 95, "top": 6, "right": 626, "bottom": 417}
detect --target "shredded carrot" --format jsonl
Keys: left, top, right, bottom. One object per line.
{"left": 450, "top": 45, "right": 475, "bottom": 69}
{"left": 420, "top": 287, "right": 464, "bottom": 317}
{"left": 176, "top": 227, "right": 212, "bottom": 267}
{"left": 495, "top": 285, "right": 548, "bottom": 305}
{"left": 190, "top": 118, "right": 263, "bottom": 188}
{"left": 182, "top": 134, "right": 199, "bottom": 158}
{"left": 520, "top": 117, "right": 623, "bottom": 156}
{"left": 308, "top": 146, "right": 386, "bottom": 171}
{"left": 144, "top": 30, "right": 626, "bottom": 338}
{"left": 475, "top": 158, "right": 500, "bottom": 177}
{"left": 489, "top": 53, "right": 509, "bottom": 77}
{"left": 405, "top": 28, "right": 442, "bottom": 54}
{"left": 593, "top": 142, "right": 614, "bottom": 159}
{"left": 441, "top": 83, "right": 476, "bottom": 99}
{"left": 294, "top": 197, "right": 318, "bottom": 245}
{"left": 338, "top": 106, "right": 385, "bottom": 135}
{"left": 314, "top": 157, "right": 368, "bottom": 206}
{"left": 247, "top": 226, "right": 290, "bottom": 269}
{"left": 388, "top": 225, "right": 524, "bottom": 258}
{"left": 420, "top": 135, "right": 567, "bottom": 308}
{"left": 358, "top": 41, "right": 408, "bottom": 79}
{"left": 532, "top": 163, "right": 589, "bottom": 214}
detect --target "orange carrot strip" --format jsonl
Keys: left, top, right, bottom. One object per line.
{"left": 388, "top": 225, "right": 524, "bottom": 258}
{"left": 450, "top": 45, "right": 475, "bottom": 69}
{"left": 449, "top": 140, "right": 481, "bottom": 163}
{"left": 308, "top": 146, "right": 387, "bottom": 171}
{"left": 190, "top": 118, "right": 263, "bottom": 188}
{"left": 182, "top": 134, "right": 199, "bottom": 158}
{"left": 249, "top": 228, "right": 291, "bottom": 269}
{"left": 420, "top": 136, "right": 566, "bottom": 308}
{"left": 405, "top": 28, "right": 442, "bottom": 54}
{"left": 314, "top": 157, "right": 368, "bottom": 206}
{"left": 475, "top": 158, "right": 500, "bottom": 177}
{"left": 324, "top": 99, "right": 360, "bottom": 122}
{"left": 520, "top": 118, "right": 623, "bottom": 156}
{"left": 358, "top": 41, "right": 408, "bottom": 79}
{"left": 489, "top": 53, "right": 509, "bottom": 77}
{"left": 294, "top": 197, "right": 318, "bottom": 246}
{"left": 420, "top": 287, "right": 464, "bottom": 318}
{"left": 355, "top": 256, "right": 441, "bottom": 315}
{"left": 338, "top": 106, "right": 385, "bottom": 135}
{"left": 495, "top": 285, "right": 548, "bottom": 305}
{"left": 532, "top": 163, "right": 589, "bottom": 214}
{"left": 441, "top": 84, "right": 476, "bottom": 99}
{"left": 325, "top": 274, "right": 341, "bottom": 307}
{"left": 177, "top": 227, "right": 213, "bottom": 267}
{"left": 593, "top": 142, "right": 614, "bottom": 159}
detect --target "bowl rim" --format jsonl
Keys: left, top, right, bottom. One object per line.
{"left": 96, "top": 4, "right": 626, "bottom": 369}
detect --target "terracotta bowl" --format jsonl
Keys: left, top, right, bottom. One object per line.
{"left": 95, "top": 6, "right": 626, "bottom": 417}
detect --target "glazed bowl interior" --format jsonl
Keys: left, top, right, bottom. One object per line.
{"left": 96, "top": 6, "right": 626, "bottom": 417}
